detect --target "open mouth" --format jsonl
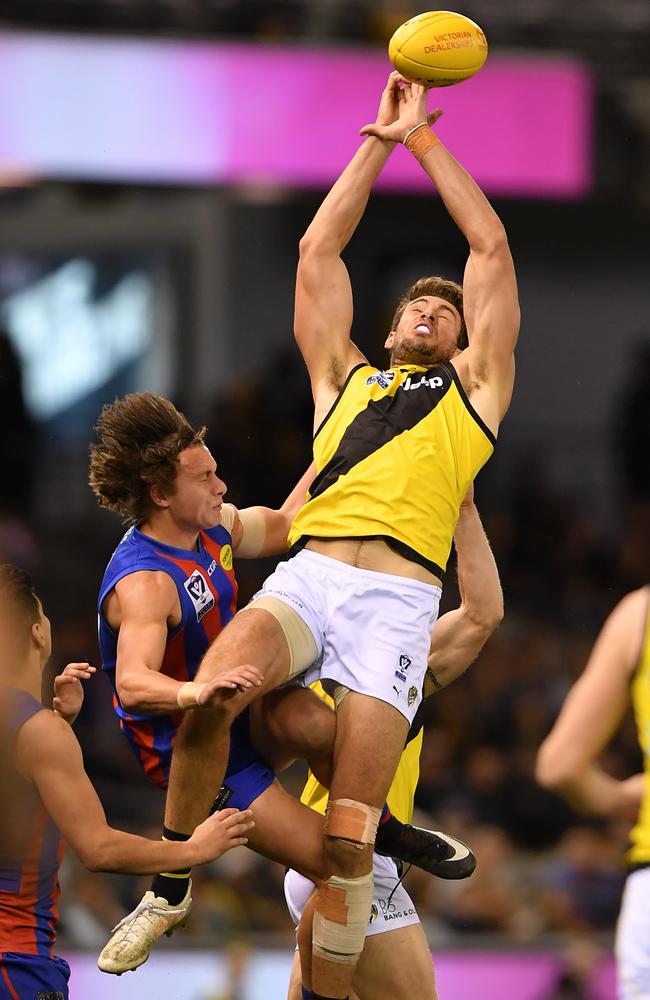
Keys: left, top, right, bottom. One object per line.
{"left": 415, "top": 323, "right": 431, "bottom": 335}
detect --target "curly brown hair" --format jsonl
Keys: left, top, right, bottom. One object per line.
{"left": 89, "top": 393, "right": 206, "bottom": 525}
{"left": 391, "top": 276, "right": 468, "bottom": 350}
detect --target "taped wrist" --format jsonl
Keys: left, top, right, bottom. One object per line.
{"left": 313, "top": 871, "right": 373, "bottom": 964}
{"left": 177, "top": 681, "right": 206, "bottom": 710}
{"left": 403, "top": 122, "right": 439, "bottom": 164}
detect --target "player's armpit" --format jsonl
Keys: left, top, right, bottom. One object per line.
{"left": 294, "top": 245, "right": 366, "bottom": 397}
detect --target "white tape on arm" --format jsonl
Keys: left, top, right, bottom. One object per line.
{"left": 177, "top": 681, "right": 206, "bottom": 709}
{"left": 235, "top": 506, "right": 267, "bottom": 558}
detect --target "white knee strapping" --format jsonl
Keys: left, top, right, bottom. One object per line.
{"left": 313, "top": 871, "right": 374, "bottom": 964}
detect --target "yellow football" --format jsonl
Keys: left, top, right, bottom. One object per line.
{"left": 389, "top": 10, "right": 488, "bottom": 87}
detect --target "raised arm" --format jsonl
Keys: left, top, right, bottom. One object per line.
{"left": 295, "top": 75, "right": 405, "bottom": 406}
{"left": 536, "top": 589, "right": 648, "bottom": 820}
{"left": 424, "top": 488, "right": 503, "bottom": 696}
{"left": 362, "top": 79, "right": 520, "bottom": 432}
{"left": 16, "top": 710, "right": 253, "bottom": 873}
{"left": 223, "top": 461, "right": 316, "bottom": 560}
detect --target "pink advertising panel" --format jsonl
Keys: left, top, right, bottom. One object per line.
{"left": 63, "top": 949, "right": 617, "bottom": 999}
{"left": 0, "top": 32, "right": 592, "bottom": 196}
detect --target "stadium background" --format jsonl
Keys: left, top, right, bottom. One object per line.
{"left": 0, "top": 2, "right": 649, "bottom": 997}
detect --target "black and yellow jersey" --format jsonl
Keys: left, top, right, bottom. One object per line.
{"left": 288, "top": 362, "right": 495, "bottom": 579}
{"left": 300, "top": 682, "right": 425, "bottom": 824}
{"left": 627, "top": 587, "right": 650, "bottom": 867}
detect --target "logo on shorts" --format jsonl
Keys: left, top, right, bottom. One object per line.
{"left": 366, "top": 370, "right": 395, "bottom": 390}
{"left": 369, "top": 903, "right": 378, "bottom": 925}
{"left": 37, "top": 994, "right": 65, "bottom": 1000}
{"left": 184, "top": 569, "right": 215, "bottom": 621}
{"left": 219, "top": 544, "right": 233, "bottom": 571}
{"left": 395, "top": 652, "right": 412, "bottom": 682}
{"left": 407, "top": 686, "right": 418, "bottom": 707}
{"left": 392, "top": 685, "right": 401, "bottom": 698}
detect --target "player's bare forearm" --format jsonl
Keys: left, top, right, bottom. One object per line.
{"left": 300, "top": 138, "right": 393, "bottom": 256}
{"left": 116, "top": 665, "right": 191, "bottom": 714}
{"left": 424, "top": 498, "right": 502, "bottom": 694}
{"left": 539, "top": 764, "right": 643, "bottom": 822}
{"left": 454, "top": 499, "right": 503, "bottom": 629}
{"left": 264, "top": 460, "right": 316, "bottom": 555}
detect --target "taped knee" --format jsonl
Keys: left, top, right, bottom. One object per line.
{"left": 325, "top": 798, "right": 381, "bottom": 850}
{"left": 312, "top": 871, "right": 373, "bottom": 964}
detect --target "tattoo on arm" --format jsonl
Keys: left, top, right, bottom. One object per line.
{"left": 426, "top": 667, "right": 443, "bottom": 690}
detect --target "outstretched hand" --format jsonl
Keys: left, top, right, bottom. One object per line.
{"left": 53, "top": 662, "right": 96, "bottom": 725}
{"left": 197, "top": 665, "right": 264, "bottom": 708}
{"left": 361, "top": 74, "right": 443, "bottom": 144}
{"left": 188, "top": 807, "right": 255, "bottom": 865}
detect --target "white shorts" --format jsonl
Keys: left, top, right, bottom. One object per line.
{"left": 616, "top": 867, "right": 650, "bottom": 998}
{"left": 251, "top": 548, "right": 441, "bottom": 724}
{"left": 284, "top": 853, "right": 420, "bottom": 939}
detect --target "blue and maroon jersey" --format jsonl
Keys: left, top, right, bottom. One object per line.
{"left": 98, "top": 524, "right": 238, "bottom": 788}
{"left": 0, "top": 690, "right": 64, "bottom": 958}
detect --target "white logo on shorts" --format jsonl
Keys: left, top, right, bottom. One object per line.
{"left": 184, "top": 570, "right": 215, "bottom": 621}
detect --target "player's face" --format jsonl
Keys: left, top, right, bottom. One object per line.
{"left": 169, "top": 445, "right": 227, "bottom": 531}
{"left": 385, "top": 295, "right": 462, "bottom": 367}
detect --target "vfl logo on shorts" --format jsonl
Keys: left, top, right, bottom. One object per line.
{"left": 184, "top": 569, "right": 215, "bottom": 621}
{"left": 395, "top": 652, "right": 412, "bottom": 683}
{"left": 365, "top": 370, "right": 395, "bottom": 390}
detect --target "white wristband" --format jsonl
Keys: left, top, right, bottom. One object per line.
{"left": 177, "top": 681, "right": 206, "bottom": 710}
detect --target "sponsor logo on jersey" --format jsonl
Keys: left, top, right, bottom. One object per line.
{"left": 219, "top": 544, "right": 233, "bottom": 571}
{"left": 366, "top": 370, "right": 396, "bottom": 390}
{"left": 401, "top": 373, "right": 444, "bottom": 392}
{"left": 184, "top": 569, "right": 215, "bottom": 621}
{"left": 207, "top": 559, "right": 217, "bottom": 576}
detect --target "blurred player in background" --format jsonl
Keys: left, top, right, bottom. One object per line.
{"left": 0, "top": 564, "right": 252, "bottom": 1000}
{"left": 285, "top": 486, "right": 503, "bottom": 1000}
{"left": 90, "top": 392, "right": 469, "bottom": 975}
{"left": 160, "top": 72, "right": 519, "bottom": 1000}
{"left": 536, "top": 588, "right": 648, "bottom": 1000}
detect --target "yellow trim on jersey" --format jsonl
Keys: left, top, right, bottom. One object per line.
{"left": 627, "top": 590, "right": 650, "bottom": 866}
{"left": 289, "top": 363, "right": 494, "bottom": 578}
{"left": 299, "top": 682, "right": 423, "bottom": 825}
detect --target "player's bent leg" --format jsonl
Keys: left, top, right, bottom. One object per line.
{"left": 312, "top": 692, "right": 410, "bottom": 999}
{"left": 352, "top": 924, "right": 438, "bottom": 1000}
{"left": 164, "top": 607, "right": 292, "bottom": 836}
{"left": 245, "top": 780, "right": 326, "bottom": 883}
{"left": 250, "top": 685, "right": 336, "bottom": 779}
